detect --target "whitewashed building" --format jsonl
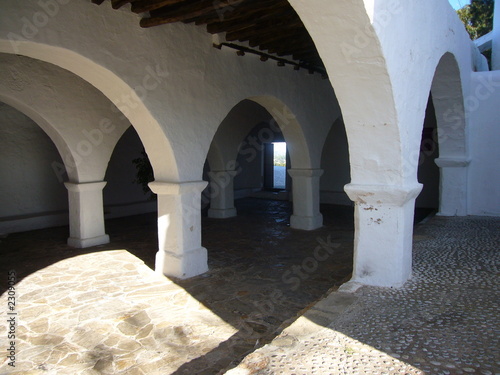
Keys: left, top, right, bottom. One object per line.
{"left": 0, "top": 0, "right": 499, "bottom": 287}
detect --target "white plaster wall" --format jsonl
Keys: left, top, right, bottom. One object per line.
{"left": 0, "top": 102, "right": 68, "bottom": 233}
{"left": 0, "top": 0, "right": 338, "bottom": 183}
{"left": 467, "top": 71, "right": 500, "bottom": 216}
{"left": 370, "top": 0, "right": 476, "bottom": 184}
{"left": 0, "top": 53, "right": 132, "bottom": 183}
{"left": 320, "top": 118, "right": 351, "bottom": 206}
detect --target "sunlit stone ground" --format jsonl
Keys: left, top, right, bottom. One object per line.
{"left": 1, "top": 199, "right": 496, "bottom": 374}
{"left": 0, "top": 199, "right": 355, "bottom": 374}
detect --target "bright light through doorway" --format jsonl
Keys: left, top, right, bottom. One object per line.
{"left": 273, "top": 142, "right": 286, "bottom": 189}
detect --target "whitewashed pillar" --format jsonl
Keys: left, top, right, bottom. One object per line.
{"left": 344, "top": 183, "right": 422, "bottom": 287}
{"left": 64, "top": 181, "right": 109, "bottom": 248}
{"left": 208, "top": 170, "right": 237, "bottom": 219}
{"left": 149, "top": 181, "right": 208, "bottom": 279}
{"left": 288, "top": 169, "right": 324, "bottom": 230}
{"left": 435, "top": 157, "right": 470, "bottom": 216}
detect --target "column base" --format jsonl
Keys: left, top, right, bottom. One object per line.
{"left": 208, "top": 208, "right": 237, "bottom": 219}
{"left": 67, "top": 234, "right": 110, "bottom": 248}
{"left": 290, "top": 214, "right": 323, "bottom": 230}
{"left": 155, "top": 247, "right": 208, "bottom": 279}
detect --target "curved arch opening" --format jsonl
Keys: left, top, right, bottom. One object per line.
{"left": 429, "top": 52, "right": 468, "bottom": 216}
{"left": 0, "top": 40, "right": 179, "bottom": 182}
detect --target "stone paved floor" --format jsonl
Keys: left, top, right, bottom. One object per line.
{"left": 1, "top": 199, "right": 497, "bottom": 374}
{"left": 0, "top": 199, "right": 355, "bottom": 374}
{"left": 227, "top": 216, "right": 500, "bottom": 375}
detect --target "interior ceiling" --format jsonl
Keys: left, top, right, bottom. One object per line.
{"left": 91, "top": 0, "right": 326, "bottom": 75}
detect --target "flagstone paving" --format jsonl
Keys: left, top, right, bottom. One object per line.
{"left": 0, "top": 199, "right": 354, "bottom": 374}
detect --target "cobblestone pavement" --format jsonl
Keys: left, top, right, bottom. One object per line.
{"left": 227, "top": 216, "right": 500, "bottom": 375}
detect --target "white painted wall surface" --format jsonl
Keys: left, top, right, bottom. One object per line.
{"left": 0, "top": 0, "right": 338, "bottom": 183}
{"left": 468, "top": 71, "right": 500, "bottom": 216}
{"left": 0, "top": 102, "right": 68, "bottom": 233}
{"left": 320, "top": 118, "right": 351, "bottom": 206}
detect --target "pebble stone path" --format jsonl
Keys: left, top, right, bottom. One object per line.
{"left": 227, "top": 216, "right": 500, "bottom": 375}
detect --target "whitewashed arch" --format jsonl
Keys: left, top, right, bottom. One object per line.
{"left": 207, "top": 96, "right": 313, "bottom": 172}
{"left": 0, "top": 94, "right": 76, "bottom": 181}
{"left": 0, "top": 40, "right": 179, "bottom": 182}
{"left": 288, "top": 0, "right": 403, "bottom": 186}
{"left": 0, "top": 53, "right": 133, "bottom": 183}
{"left": 430, "top": 52, "right": 469, "bottom": 215}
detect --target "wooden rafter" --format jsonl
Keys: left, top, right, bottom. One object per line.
{"left": 91, "top": 0, "right": 326, "bottom": 75}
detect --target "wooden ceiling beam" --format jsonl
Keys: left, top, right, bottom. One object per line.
{"left": 131, "top": 0, "right": 187, "bottom": 14}
{"left": 277, "top": 45, "right": 315, "bottom": 57}
{"left": 293, "top": 51, "right": 321, "bottom": 62}
{"left": 261, "top": 37, "right": 311, "bottom": 53}
{"left": 225, "top": 18, "right": 302, "bottom": 42}
{"left": 142, "top": 0, "right": 273, "bottom": 27}
{"left": 248, "top": 28, "right": 303, "bottom": 47}
{"left": 111, "top": 0, "right": 133, "bottom": 9}
{"left": 144, "top": 0, "right": 236, "bottom": 24}
{"left": 190, "top": 0, "right": 284, "bottom": 26}
{"left": 207, "top": 8, "right": 296, "bottom": 35}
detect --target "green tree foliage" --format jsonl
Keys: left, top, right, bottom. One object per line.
{"left": 132, "top": 149, "right": 155, "bottom": 200}
{"left": 457, "top": 0, "right": 494, "bottom": 40}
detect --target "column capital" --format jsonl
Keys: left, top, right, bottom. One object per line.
{"left": 64, "top": 181, "right": 107, "bottom": 193}
{"left": 435, "top": 157, "right": 471, "bottom": 168}
{"left": 148, "top": 181, "right": 208, "bottom": 195}
{"left": 287, "top": 168, "right": 324, "bottom": 178}
{"left": 344, "top": 183, "right": 422, "bottom": 206}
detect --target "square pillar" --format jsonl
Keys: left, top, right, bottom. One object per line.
{"left": 435, "top": 157, "right": 470, "bottom": 216}
{"left": 149, "top": 181, "right": 208, "bottom": 279}
{"left": 208, "top": 170, "right": 237, "bottom": 219}
{"left": 288, "top": 169, "right": 324, "bottom": 230}
{"left": 64, "top": 181, "right": 109, "bottom": 248}
{"left": 344, "top": 183, "right": 422, "bottom": 287}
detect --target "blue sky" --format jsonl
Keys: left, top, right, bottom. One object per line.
{"left": 449, "top": 0, "right": 470, "bottom": 10}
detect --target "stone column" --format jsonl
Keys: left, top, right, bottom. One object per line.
{"left": 344, "top": 183, "right": 422, "bottom": 287}
{"left": 208, "top": 170, "right": 237, "bottom": 219}
{"left": 435, "top": 157, "right": 470, "bottom": 216}
{"left": 288, "top": 169, "right": 324, "bottom": 230}
{"left": 64, "top": 181, "right": 109, "bottom": 248}
{"left": 149, "top": 181, "right": 208, "bottom": 279}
